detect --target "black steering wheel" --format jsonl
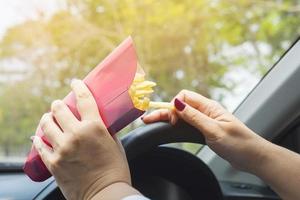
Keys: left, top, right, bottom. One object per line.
{"left": 37, "top": 121, "right": 223, "bottom": 200}
{"left": 122, "top": 121, "right": 223, "bottom": 200}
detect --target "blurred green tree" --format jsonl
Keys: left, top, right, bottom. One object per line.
{"left": 0, "top": 0, "right": 299, "bottom": 156}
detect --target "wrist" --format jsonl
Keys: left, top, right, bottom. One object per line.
{"left": 247, "top": 138, "right": 280, "bottom": 177}
{"left": 89, "top": 182, "right": 141, "bottom": 200}
{"left": 81, "top": 166, "right": 132, "bottom": 200}
{"left": 208, "top": 124, "right": 272, "bottom": 173}
{"left": 241, "top": 134, "right": 273, "bottom": 174}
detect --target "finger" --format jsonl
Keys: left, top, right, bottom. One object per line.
{"left": 32, "top": 136, "right": 54, "bottom": 171}
{"left": 168, "top": 98, "right": 179, "bottom": 125}
{"left": 142, "top": 109, "right": 171, "bottom": 124}
{"left": 40, "top": 113, "right": 63, "bottom": 149}
{"left": 71, "top": 79, "right": 101, "bottom": 121}
{"left": 51, "top": 100, "right": 79, "bottom": 132}
{"left": 174, "top": 90, "right": 212, "bottom": 112}
{"left": 174, "top": 98, "right": 223, "bottom": 141}
{"left": 169, "top": 109, "right": 179, "bottom": 125}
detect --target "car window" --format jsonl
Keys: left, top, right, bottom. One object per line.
{"left": 0, "top": 0, "right": 299, "bottom": 162}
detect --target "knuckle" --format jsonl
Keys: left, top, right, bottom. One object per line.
{"left": 211, "top": 100, "right": 221, "bottom": 108}
{"left": 77, "top": 90, "right": 91, "bottom": 99}
{"left": 50, "top": 155, "right": 62, "bottom": 171}
{"left": 58, "top": 146, "right": 69, "bottom": 158}
{"left": 76, "top": 120, "right": 107, "bottom": 137}
{"left": 54, "top": 136, "right": 79, "bottom": 159}
{"left": 210, "top": 100, "right": 218, "bottom": 106}
{"left": 211, "top": 102, "right": 220, "bottom": 113}
{"left": 179, "top": 89, "right": 186, "bottom": 94}
{"left": 179, "top": 89, "right": 189, "bottom": 96}
{"left": 40, "top": 113, "right": 47, "bottom": 122}
{"left": 181, "top": 89, "right": 190, "bottom": 93}
{"left": 40, "top": 116, "right": 51, "bottom": 132}
{"left": 40, "top": 114, "right": 47, "bottom": 126}
{"left": 69, "top": 124, "right": 80, "bottom": 134}
{"left": 87, "top": 120, "right": 105, "bottom": 132}
{"left": 51, "top": 100, "right": 63, "bottom": 113}
{"left": 42, "top": 123, "right": 51, "bottom": 134}
{"left": 57, "top": 141, "right": 73, "bottom": 158}
{"left": 64, "top": 133, "right": 81, "bottom": 149}
{"left": 188, "top": 111, "right": 199, "bottom": 124}
{"left": 69, "top": 135, "right": 80, "bottom": 147}
{"left": 204, "top": 100, "right": 216, "bottom": 115}
{"left": 183, "top": 89, "right": 194, "bottom": 95}
{"left": 40, "top": 120, "right": 47, "bottom": 131}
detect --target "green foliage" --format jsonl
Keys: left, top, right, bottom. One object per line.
{"left": 0, "top": 0, "right": 299, "bottom": 156}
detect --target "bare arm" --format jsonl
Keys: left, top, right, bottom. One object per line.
{"left": 252, "top": 141, "right": 300, "bottom": 200}
{"left": 143, "top": 89, "right": 300, "bottom": 200}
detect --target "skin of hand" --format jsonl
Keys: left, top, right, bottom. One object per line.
{"left": 32, "top": 79, "right": 140, "bottom": 200}
{"left": 143, "top": 89, "right": 300, "bottom": 200}
{"left": 143, "top": 89, "right": 268, "bottom": 172}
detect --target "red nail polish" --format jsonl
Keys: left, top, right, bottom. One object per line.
{"left": 174, "top": 98, "right": 186, "bottom": 111}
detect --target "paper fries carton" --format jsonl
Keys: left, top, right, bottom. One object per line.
{"left": 23, "top": 37, "right": 145, "bottom": 182}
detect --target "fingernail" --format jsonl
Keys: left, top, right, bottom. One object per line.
{"left": 30, "top": 136, "right": 35, "bottom": 142}
{"left": 174, "top": 98, "right": 186, "bottom": 111}
{"left": 170, "top": 116, "right": 176, "bottom": 125}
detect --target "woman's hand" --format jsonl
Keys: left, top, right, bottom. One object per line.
{"left": 144, "top": 89, "right": 300, "bottom": 200}
{"left": 32, "top": 79, "right": 139, "bottom": 200}
{"left": 143, "top": 90, "right": 268, "bottom": 172}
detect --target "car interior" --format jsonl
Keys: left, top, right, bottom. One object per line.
{"left": 1, "top": 37, "right": 300, "bottom": 200}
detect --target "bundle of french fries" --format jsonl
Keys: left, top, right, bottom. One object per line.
{"left": 129, "top": 73, "right": 174, "bottom": 111}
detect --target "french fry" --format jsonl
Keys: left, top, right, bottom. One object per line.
{"left": 129, "top": 73, "right": 174, "bottom": 111}
{"left": 134, "top": 89, "right": 154, "bottom": 96}
{"left": 148, "top": 102, "right": 174, "bottom": 110}
{"left": 132, "top": 81, "right": 156, "bottom": 90}
{"left": 133, "top": 73, "right": 145, "bottom": 83}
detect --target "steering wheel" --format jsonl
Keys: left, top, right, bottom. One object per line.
{"left": 122, "top": 121, "right": 223, "bottom": 200}
{"left": 36, "top": 121, "right": 223, "bottom": 200}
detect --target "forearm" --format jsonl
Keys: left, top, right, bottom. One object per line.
{"left": 90, "top": 182, "right": 142, "bottom": 200}
{"left": 250, "top": 139, "right": 300, "bottom": 200}
{"left": 142, "top": 90, "right": 300, "bottom": 200}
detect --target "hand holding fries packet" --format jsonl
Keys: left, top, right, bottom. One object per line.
{"left": 24, "top": 37, "right": 172, "bottom": 182}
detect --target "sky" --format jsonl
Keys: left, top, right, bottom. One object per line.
{"left": 0, "top": 0, "right": 62, "bottom": 38}
{"left": 0, "top": 0, "right": 65, "bottom": 82}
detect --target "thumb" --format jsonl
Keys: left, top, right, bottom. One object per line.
{"left": 174, "top": 98, "right": 222, "bottom": 141}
